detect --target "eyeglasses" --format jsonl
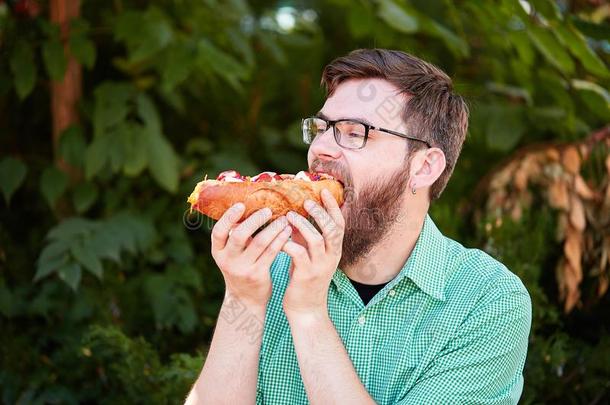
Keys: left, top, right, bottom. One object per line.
{"left": 302, "top": 116, "right": 431, "bottom": 150}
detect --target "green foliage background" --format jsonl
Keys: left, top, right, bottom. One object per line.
{"left": 1, "top": 0, "right": 609, "bottom": 403}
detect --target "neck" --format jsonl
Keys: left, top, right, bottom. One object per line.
{"left": 341, "top": 200, "right": 428, "bottom": 285}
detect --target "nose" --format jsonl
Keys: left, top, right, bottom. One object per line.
{"left": 309, "top": 127, "right": 342, "bottom": 160}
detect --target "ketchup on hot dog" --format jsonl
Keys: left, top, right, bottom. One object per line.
{"left": 216, "top": 170, "right": 334, "bottom": 183}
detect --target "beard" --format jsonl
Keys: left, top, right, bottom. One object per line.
{"left": 310, "top": 156, "right": 411, "bottom": 272}
{"left": 339, "top": 163, "right": 410, "bottom": 270}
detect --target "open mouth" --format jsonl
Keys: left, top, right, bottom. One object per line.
{"left": 315, "top": 171, "right": 344, "bottom": 186}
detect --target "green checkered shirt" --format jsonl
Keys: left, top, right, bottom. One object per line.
{"left": 256, "top": 214, "right": 532, "bottom": 404}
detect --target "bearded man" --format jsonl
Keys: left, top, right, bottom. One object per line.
{"left": 186, "top": 48, "right": 532, "bottom": 405}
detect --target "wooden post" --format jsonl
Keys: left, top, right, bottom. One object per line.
{"left": 49, "top": 0, "right": 81, "bottom": 172}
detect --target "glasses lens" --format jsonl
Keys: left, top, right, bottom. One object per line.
{"left": 302, "top": 117, "right": 327, "bottom": 144}
{"left": 335, "top": 120, "right": 366, "bottom": 149}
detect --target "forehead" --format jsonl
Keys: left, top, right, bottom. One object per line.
{"left": 321, "top": 78, "right": 407, "bottom": 127}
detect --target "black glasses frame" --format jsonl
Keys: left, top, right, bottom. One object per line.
{"left": 302, "top": 116, "right": 432, "bottom": 150}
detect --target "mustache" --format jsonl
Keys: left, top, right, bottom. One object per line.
{"left": 309, "top": 158, "right": 353, "bottom": 187}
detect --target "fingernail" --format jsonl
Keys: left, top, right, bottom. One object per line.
{"left": 234, "top": 203, "right": 245, "bottom": 210}
{"left": 304, "top": 200, "right": 315, "bottom": 209}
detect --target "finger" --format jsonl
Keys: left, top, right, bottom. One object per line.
{"left": 304, "top": 198, "right": 341, "bottom": 249}
{"left": 225, "top": 207, "right": 272, "bottom": 254}
{"left": 229, "top": 224, "right": 254, "bottom": 245}
{"left": 211, "top": 203, "right": 245, "bottom": 251}
{"left": 281, "top": 240, "right": 310, "bottom": 269}
{"left": 257, "top": 225, "right": 293, "bottom": 268}
{"left": 321, "top": 188, "right": 345, "bottom": 230}
{"left": 286, "top": 211, "right": 324, "bottom": 258}
{"left": 243, "top": 215, "right": 288, "bottom": 262}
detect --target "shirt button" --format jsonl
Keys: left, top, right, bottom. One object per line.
{"left": 358, "top": 315, "right": 366, "bottom": 325}
{"left": 388, "top": 289, "right": 396, "bottom": 297}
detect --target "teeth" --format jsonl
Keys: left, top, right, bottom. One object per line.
{"left": 317, "top": 171, "right": 341, "bottom": 182}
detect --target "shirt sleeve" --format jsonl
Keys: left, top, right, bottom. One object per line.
{"left": 397, "top": 287, "right": 532, "bottom": 405}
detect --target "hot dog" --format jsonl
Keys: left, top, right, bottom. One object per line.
{"left": 187, "top": 170, "right": 344, "bottom": 221}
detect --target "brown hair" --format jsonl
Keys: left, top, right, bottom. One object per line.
{"left": 321, "top": 48, "right": 469, "bottom": 201}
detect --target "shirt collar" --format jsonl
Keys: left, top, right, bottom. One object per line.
{"left": 332, "top": 213, "right": 448, "bottom": 301}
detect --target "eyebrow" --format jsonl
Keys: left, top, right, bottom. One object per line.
{"left": 315, "top": 110, "right": 374, "bottom": 127}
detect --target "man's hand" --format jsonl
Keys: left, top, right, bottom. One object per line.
{"left": 186, "top": 204, "right": 291, "bottom": 405}
{"left": 281, "top": 189, "right": 345, "bottom": 317}
{"left": 211, "top": 203, "right": 292, "bottom": 308}
{"left": 279, "top": 192, "right": 375, "bottom": 404}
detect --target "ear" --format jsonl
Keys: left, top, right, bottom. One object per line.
{"left": 408, "top": 148, "right": 446, "bottom": 191}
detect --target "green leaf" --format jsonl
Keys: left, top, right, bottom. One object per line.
{"left": 72, "top": 182, "right": 98, "bottom": 213}
{"left": 530, "top": 0, "right": 562, "bottom": 21}
{"left": 485, "top": 105, "right": 527, "bottom": 152}
{"left": 70, "top": 243, "right": 103, "bottom": 279}
{"left": 377, "top": 0, "right": 418, "bottom": 33}
{"left": 42, "top": 39, "right": 67, "bottom": 81}
{"left": 59, "top": 126, "right": 86, "bottom": 168}
{"left": 0, "top": 157, "right": 27, "bottom": 205}
{"left": 107, "top": 129, "right": 126, "bottom": 173}
{"left": 40, "top": 167, "right": 69, "bottom": 209}
{"left": 105, "top": 218, "right": 136, "bottom": 254}
{"left": 85, "top": 135, "right": 110, "bottom": 179}
{"left": 47, "top": 218, "right": 97, "bottom": 240}
{"left": 38, "top": 239, "right": 69, "bottom": 261}
{"left": 114, "top": 8, "right": 173, "bottom": 62}
{"left": 537, "top": 70, "right": 573, "bottom": 111}
{"left": 35, "top": 248, "right": 69, "bottom": 282}
{"left": 137, "top": 93, "right": 162, "bottom": 134}
{"left": 144, "top": 274, "right": 197, "bottom": 333}
{"left": 256, "top": 31, "right": 287, "bottom": 65}
{"left": 420, "top": 17, "right": 469, "bottom": 58}
{"left": 509, "top": 31, "right": 535, "bottom": 66}
{"left": 57, "top": 263, "right": 82, "bottom": 291}
{"left": 147, "top": 131, "right": 179, "bottom": 193}
{"left": 555, "top": 24, "right": 609, "bottom": 78}
{"left": 34, "top": 254, "right": 69, "bottom": 282}
{"left": 571, "top": 79, "right": 610, "bottom": 121}
{"left": 486, "top": 82, "right": 533, "bottom": 105}
{"left": 69, "top": 35, "right": 96, "bottom": 69}
{"left": 122, "top": 125, "right": 148, "bottom": 176}
{"left": 527, "top": 24, "right": 574, "bottom": 75}
{"left": 197, "top": 39, "right": 249, "bottom": 89}
{"left": 160, "top": 42, "right": 193, "bottom": 90}
{"left": 93, "top": 82, "right": 133, "bottom": 137}
{"left": 228, "top": 28, "right": 255, "bottom": 68}
{"left": 9, "top": 41, "right": 37, "bottom": 99}
{"left": 87, "top": 231, "right": 122, "bottom": 263}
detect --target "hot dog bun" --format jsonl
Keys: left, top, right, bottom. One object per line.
{"left": 187, "top": 171, "right": 344, "bottom": 221}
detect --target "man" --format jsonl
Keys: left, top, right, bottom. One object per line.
{"left": 185, "top": 49, "right": 532, "bottom": 404}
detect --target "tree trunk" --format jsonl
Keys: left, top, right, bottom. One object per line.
{"left": 50, "top": 0, "right": 81, "bottom": 175}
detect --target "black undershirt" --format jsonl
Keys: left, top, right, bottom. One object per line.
{"left": 347, "top": 277, "right": 390, "bottom": 306}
